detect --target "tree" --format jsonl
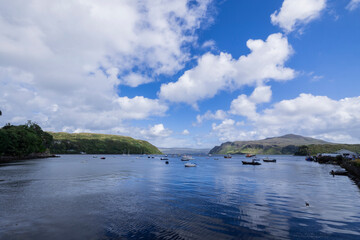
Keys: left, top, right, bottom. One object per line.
{"left": 294, "top": 145, "right": 310, "bottom": 156}
{"left": 0, "top": 122, "right": 53, "bottom": 157}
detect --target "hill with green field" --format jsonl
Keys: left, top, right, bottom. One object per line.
{"left": 49, "top": 132, "right": 161, "bottom": 154}
{"left": 209, "top": 134, "right": 360, "bottom": 155}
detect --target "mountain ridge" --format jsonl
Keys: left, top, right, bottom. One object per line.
{"left": 209, "top": 134, "right": 333, "bottom": 155}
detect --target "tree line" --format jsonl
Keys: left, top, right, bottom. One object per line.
{"left": 0, "top": 121, "right": 53, "bottom": 157}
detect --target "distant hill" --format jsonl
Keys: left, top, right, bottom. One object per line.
{"left": 209, "top": 134, "right": 333, "bottom": 155}
{"left": 159, "top": 148, "right": 211, "bottom": 155}
{"left": 49, "top": 132, "right": 162, "bottom": 154}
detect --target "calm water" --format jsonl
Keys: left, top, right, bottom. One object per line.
{"left": 1, "top": 155, "right": 360, "bottom": 240}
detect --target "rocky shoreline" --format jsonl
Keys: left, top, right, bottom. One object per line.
{"left": 314, "top": 156, "right": 360, "bottom": 187}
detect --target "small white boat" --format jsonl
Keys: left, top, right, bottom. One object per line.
{"left": 185, "top": 162, "right": 196, "bottom": 167}
{"left": 181, "top": 155, "right": 193, "bottom": 161}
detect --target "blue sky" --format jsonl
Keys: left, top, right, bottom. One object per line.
{"left": 0, "top": 0, "right": 360, "bottom": 148}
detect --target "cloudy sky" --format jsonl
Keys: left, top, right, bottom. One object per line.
{"left": 0, "top": 0, "right": 360, "bottom": 148}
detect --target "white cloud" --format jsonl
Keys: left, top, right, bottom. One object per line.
{"left": 346, "top": 0, "right": 360, "bottom": 10}
{"left": 202, "top": 40, "right": 216, "bottom": 49}
{"left": 211, "top": 119, "right": 251, "bottom": 142}
{"left": 255, "top": 94, "right": 360, "bottom": 140}
{"left": 249, "top": 85, "right": 272, "bottom": 103}
{"left": 224, "top": 94, "right": 360, "bottom": 143}
{"left": 0, "top": 0, "right": 213, "bottom": 132}
{"left": 196, "top": 110, "right": 227, "bottom": 124}
{"left": 159, "top": 33, "right": 294, "bottom": 105}
{"left": 141, "top": 124, "right": 172, "bottom": 138}
{"left": 120, "top": 73, "right": 153, "bottom": 88}
{"left": 229, "top": 95, "right": 258, "bottom": 120}
{"left": 115, "top": 96, "right": 168, "bottom": 120}
{"left": 229, "top": 85, "right": 272, "bottom": 119}
{"left": 271, "top": 0, "right": 327, "bottom": 33}
{"left": 182, "top": 129, "right": 190, "bottom": 135}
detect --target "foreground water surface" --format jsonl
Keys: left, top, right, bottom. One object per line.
{"left": 1, "top": 155, "right": 360, "bottom": 240}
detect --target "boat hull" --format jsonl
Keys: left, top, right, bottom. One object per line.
{"left": 242, "top": 161, "right": 261, "bottom": 165}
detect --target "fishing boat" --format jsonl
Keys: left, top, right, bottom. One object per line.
{"left": 224, "top": 154, "right": 232, "bottom": 158}
{"left": 242, "top": 160, "right": 261, "bottom": 165}
{"left": 184, "top": 162, "right": 196, "bottom": 167}
{"left": 181, "top": 155, "right": 193, "bottom": 161}
{"left": 100, "top": 157, "right": 106, "bottom": 160}
{"left": 305, "top": 156, "right": 314, "bottom": 161}
{"left": 160, "top": 157, "right": 168, "bottom": 160}
{"left": 263, "top": 157, "right": 276, "bottom": 163}
{"left": 246, "top": 154, "right": 256, "bottom": 158}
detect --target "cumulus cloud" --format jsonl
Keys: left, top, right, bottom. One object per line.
{"left": 229, "top": 95, "right": 258, "bottom": 120}
{"left": 0, "top": 0, "right": 212, "bottom": 133}
{"left": 249, "top": 85, "right": 272, "bottom": 103}
{"left": 182, "top": 129, "right": 190, "bottom": 135}
{"left": 115, "top": 96, "right": 168, "bottom": 120}
{"left": 271, "top": 0, "right": 327, "bottom": 33}
{"left": 255, "top": 94, "right": 360, "bottom": 141}
{"left": 196, "top": 110, "right": 227, "bottom": 124}
{"left": 141, "top": 124, "right": 172, "bottom": 138}
{"left": 229, "top": 85, "right": 272, "bottom": 120}
{"left": 211, "top": 119, "right": 253, "bottom": 142}
{"left": 346, "top": 0, "right": 360, "bottom": 10}
{"left": 214, "top": 93, "right": 360, "bottom": 144}
{"left": 159, "top": 33, "right": 294, "bottom": 105}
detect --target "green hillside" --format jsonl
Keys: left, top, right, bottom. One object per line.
{"left": 209, "top": 134, "right": 356, "bottom": 155}
{"left": 306, "top": 144, "right": 360, "bottom": 155}
{"left": 49, "top": 132, "right": 162, "bottom": 154}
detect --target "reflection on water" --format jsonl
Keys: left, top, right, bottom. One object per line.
{"left": 1, "top": 155, "right": 360, "bottom": 239}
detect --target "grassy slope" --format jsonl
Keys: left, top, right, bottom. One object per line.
{"left": 49, "top": 132, "right": 162, "bottom": 154}
{"left": 209, "top": 134, "right": 360, "bottom": 155}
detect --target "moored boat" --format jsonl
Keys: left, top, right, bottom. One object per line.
{"left": 263, "top": 157, "right": 276, "bottom": 162}
{"left": 242, "top": 160, "right": 261, "bottom": 165}
{"left": 224, "top": 154, "right": 232, "bottom": 158}
{"left": 181, "top": 155, "right": 193, "bottom": 161}
{"left": 263, "top": 159, "right": 276, "bottom": 162}
{"left": 184, "top": 162, "right": 197, "bottom": 167}
{"left": 246, "top": 154, "right": 256, "bottom": 158}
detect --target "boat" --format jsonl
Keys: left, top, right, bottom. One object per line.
{"left": 246, "top": 154, "right": 256, "bottom": 158}
{"left": 263, "top": 157, "right": 276, "bottom": 163}
{"left": 330, "top": 170, "right": 348, "bottom": 176}
{"left": 224, "top": 154, "right": 232, "bottom": 158}
{"left": 181, "top": 155, "right": 193, "bottom": 161}
{"left": 263, "top": 159, "right": 276, "bottom": 163}
{"left": 305, "top": 156, "right": 314, "bottom": 161}
{"left": 242, "top": 160, "right": 261, "bottom": 165}
{"left": 100, "top": 157, "right": 106, "bottom": 160}
{"left": 160, "top": 157, "right": 168, "bottom": 160}
{"left": 184, "top": 162, "right": 196, "bottom": 167}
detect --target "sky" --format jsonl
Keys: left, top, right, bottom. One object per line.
{"left": 0, "top": 0, "right": 360, "bottom": 148}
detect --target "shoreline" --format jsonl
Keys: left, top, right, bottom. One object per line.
{"left": 0, "top": 153, "right": 60, "bottom": 164}
{"left": 314, "top": 156, "right": 360, "bottom": 188}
